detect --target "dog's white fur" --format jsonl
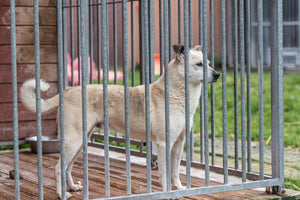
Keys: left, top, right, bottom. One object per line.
{"left": 20, "top": 45, "right": 220, "bottom": 199}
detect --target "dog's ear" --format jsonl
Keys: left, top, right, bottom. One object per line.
{"left": 193, "top": 45, "right": 203, "bottom": 51}
{"left": 173, "top": 44, "right": 185, "bottom": 60}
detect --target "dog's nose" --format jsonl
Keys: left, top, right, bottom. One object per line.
{"left": 213, "top": 71, "right": 220, "bottom": 79}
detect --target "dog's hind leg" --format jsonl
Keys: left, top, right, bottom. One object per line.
{"left": 171, "top": 130, "right": 186, "bottom": 190}
{"left": 55, "top": 131, "right": 84, "bottom": 199}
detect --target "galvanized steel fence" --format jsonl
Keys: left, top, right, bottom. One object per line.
{"left": 10, "top": 0, "right": 284, "bottom": 199}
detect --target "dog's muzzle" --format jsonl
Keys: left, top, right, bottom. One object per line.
{"left": 212, "top": 71, "right": 220, "bottom": 82}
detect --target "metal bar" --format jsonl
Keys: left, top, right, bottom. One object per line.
{"left": 63, "top": 0, "right": 68, "bottom": 88}
{"left": 143, "top": 0, "right": 152, "bottom": 193}
{"left": 10, "top": 1, "right": 20, "bottom": 199}
{"left": 149, "top": 0, "right": 155, "bottom": 83}
{"left": 163, "top": 0, "right": 171, "bottom": 191}
{"left": 131, "top": 0, "right": 135, "bottom": 86}
{"left": 70, "top": 0, "right": 74, "bottom": 86}
{"left": 198, "top": 0, "right": 203, "bottom": 45}
{"left": 80, "top": 0, "right": 89, "bottom": 199}
{"left": 159, "top": 0, "right": 163, "bottom": 76}
{"left": 77, "top": 0, "right": 81, "bottom": 85}
{"left": 122, "top": 0, "right": 131, "bottom": 195}
{"left": 97, "top": 179, "right": 282, "bottom": 200}
{"left": 102, "top": 0, "right": 110, "bottom": 197}
{"left": 183, "top": 0, "right": 191, "bottom": 189}
{"left": 188, "top": 0, "right": 192, "bottom": 47}
{"left": 114, "top": 0, "right": 118, "bottom": 85}
{"left": 201, "top": 0, "right": 209, "bottom": 187}
{"left": 89, "top": 0, "right": 94, "bottom": 84}
{"left": 168, "top": 0, "right": 172, "bottom": 59}
{"left": 58, "top": 0, "right": 66, "bottom": 199}
{"left": 239, "top": 0, "right": 246, "bottom": 183}
{"left": 33, "top": 0, "right": 44, "bottom": 198}
{"left": 270, "top": 0, "right": 284, "bottom": 194}
{"left": 245, "top": 0, "right": 252, "bottom": 173}
{"left": 178, "top": 0, "right": 181, "bottom": 43}
{"left": 97, "top": 0, "right": 102, "bottom": 84}
{"left": 257, "top": 0, "right": 264, "bottom": 180}
{"left": 209, "top": 0, "right": 215, "bottom": 166}
{"left": 221, "top": 0, "right": 228, "bottom": 184}
{"left": 233, "top": 0, "right": 239, "bottom": 171}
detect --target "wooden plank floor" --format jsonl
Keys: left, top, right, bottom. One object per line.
{"left": 0, "top": 149, "right": 286, "bottom": 200}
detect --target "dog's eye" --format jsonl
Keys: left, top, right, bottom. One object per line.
{"left": 196, "top": 62, "right": 203, "bottom": 67}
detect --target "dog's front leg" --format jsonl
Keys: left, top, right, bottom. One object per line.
{"left": 156, "top": 141, "right": 167, "bottom": 191}
{"left": 171, "top": 130, "right": 186, "bottom": 190}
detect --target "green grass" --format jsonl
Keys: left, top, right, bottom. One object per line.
{"left": 193, "top": 70, "right": 300, "bottom": 148}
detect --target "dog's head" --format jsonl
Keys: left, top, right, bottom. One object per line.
{"left": 173, "top": 44, "right": 220, "bottom": 84}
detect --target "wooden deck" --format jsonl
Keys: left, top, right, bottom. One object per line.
{"left": 0, "top": 147, "right": 291, "bottom": 200}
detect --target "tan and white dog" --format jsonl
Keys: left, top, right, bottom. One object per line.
{"left": 20, "top": 44, "right": 220, "bottom": 199}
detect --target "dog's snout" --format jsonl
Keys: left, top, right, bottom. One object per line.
{"left": 213, "top": 71, "right": 220, "bottom": 80}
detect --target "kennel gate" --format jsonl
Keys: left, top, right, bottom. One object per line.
{"left": 10, "top": 0, "right": 284, "bottom": 199}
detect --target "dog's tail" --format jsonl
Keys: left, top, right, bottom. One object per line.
{"left": 20, "top": 79, "right": 59, "bottom": 114}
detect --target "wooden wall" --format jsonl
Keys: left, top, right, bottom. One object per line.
{"left": 0, "top": 0, "right": 58, "bottom": 142}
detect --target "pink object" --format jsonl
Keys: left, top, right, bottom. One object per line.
{"left": 154, "top": 53, "right": 164, "bottom": 75}
{"left": 67, "top": 54, "right": 123, "bottom": 85}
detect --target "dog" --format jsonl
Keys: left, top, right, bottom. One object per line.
{"left": 20, "top": 44, "right": 220, "bottom": 199}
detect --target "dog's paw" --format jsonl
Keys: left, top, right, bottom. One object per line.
{"left": 177, "top": 185, "right": 186, "bottom": 190}
{"left": 69, "top": 184, "right": 83, "bottom": 192}
{"left": 66, "top": 192, "right": 73, "bottom": 199}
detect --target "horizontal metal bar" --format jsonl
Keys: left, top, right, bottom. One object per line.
{"left": 94, "top": 179, "right": 281, "bottom": 200}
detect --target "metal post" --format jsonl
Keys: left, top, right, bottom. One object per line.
{"left": 33, "top": 0, "right": 44, "bottom": 198}
{"left": 10, "top": 0, "right": 20, "bottom": 199}
{"left": 221, "top": 0, "right": 228, "bottom": 185}
{"left": 270, "top": 0, "right": 284, "bottom": 194}
{"left": 183, "top": 0, "right": 191, "bottom": 189}
{"left": 80, "top": 0, "right": 89, "bottom": 199}
{"left": 58, "top": 0, "right": 66, "bottom": 199}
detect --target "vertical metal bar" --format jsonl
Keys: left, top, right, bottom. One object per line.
{"left": 63, "top": 0, "right": 68, "bottom": 88}
{"left": 58, "top": 0, "right": 66, "bottom": 199}
{"left": 131, "top": 0, "right": 135, "bottom": 86}
{"left": 239, "top": 0, "right": 247, "bottom": 183}
{"left": 233, "top": 0, "right": 239, "bottom": 170}
{"left": 102, "top": 0, "right": 110, "bottom": 197}
{"left": 122, "top": 0, "right": 131, "bottom": 195}
{"left": 257, "top": 0, "right": 264, "bottom": 180}
{"left": 77, "top": 0, "right": 81, "bottom": 85}
{"left": 159, "top": 0, "right": 163, "bottom": 76}
{"left": 10, "top": 1, "right": 20, "bottom": 199}
{"left": 114, "top": 0, "right": 118, "bottom": 85}
{"left": 80, "top": 0, "right": 89, "bottom": 198}
{"left": 149, "top": 0, "right": 155, "bottom": 83}
{"left": 270, "top": 0, "right": 284, "bottom": 194}
{"left": 221, "top": 0, "right": 228, "bottom": 185}
{"left": 245, "top": 0, "right": 252, "bottom": 173}
{"left": 70, "top": 0, "right": 74, "bottom": 86}
{"left": 188, "top": 0, "right": 192, "bottom": 48}
{"left": 33, "top": 0, "right": 44, "bottom": 198}
{"left": 209, "top": 0, "right": 215, "bottom": 166}
{"left": 163, "top": 0, "right": 171, "bottom": 192}
{"left": 97, "top": 0, "right": 102, "bottom": 84}
{"left": 168, "top": 0, "right": 172, "bottom": 59}
{"left": 199, "top": 0, "right": 204, "bottom": 164}
{"left": 198, "top": 0, "right": 203, "bottom": 45}
{"left": 89, "top": 0, "right": 94, "bottom": 84}
{"left": 202, "top": 0, "right": 210, "bottom": 187}
{"left": 183, "top": 0, "right": 191, "bottom": 189}
{"left": 143, "top": 0, "right": 152, "bottom": 193}
{"left": 139, "top": 1, "right": 144, "bottom": 85}
{"left": 178, "top": 0, "right": 182, "bottom": 43}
